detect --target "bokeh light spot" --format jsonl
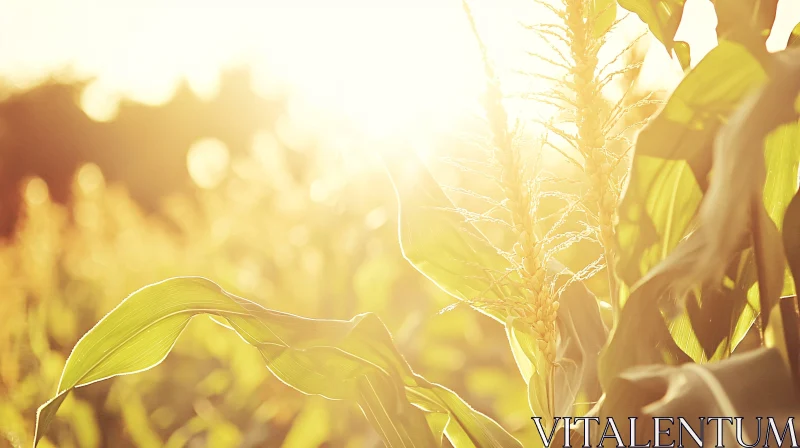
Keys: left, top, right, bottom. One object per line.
{"left": 24, "top": 177, "right": 49, "bottom": 206}
{"left": 364, "top": 207, "right": 387, "bottom": 230}
{"left": 308, "top": 179, "right": 330, "bottom": 203}
{"left": 187, "top": 138, "right": 230, "bottom": 189}
{"left": 77, "top": 163, "right": 105, "bottom": 194}
{"left": 80, "top": 81, "right": 121, "bottom": 122}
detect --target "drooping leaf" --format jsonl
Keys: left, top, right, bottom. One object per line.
{"left": 617, "top": 0, "right": 685, "bottom": 52}
{"left": 707, "top": 115, "right": 800, "bottom": 357}
{"left": 599, "top": 238, "right": 696, "bottom": 391}
{"left": 631, "top": 40, "right": 766, "bottom": 191}
{"left": 685, "top": 71, "right": 800, "bottom": 356}
{"left": 687, "top": 48, "right": 800, "bottom": 323}
{"left": 35, "top": 277, "right": 521, "bottom": 448}
{"left": 601, "top": 347, "right": 799, "bottom": 447}
{"left": 613, "top": 42, "right": 800, "bottom": 365}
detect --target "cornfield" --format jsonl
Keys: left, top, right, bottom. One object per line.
{"left": 2, "top": 0, "right": 800, "bottom": 447}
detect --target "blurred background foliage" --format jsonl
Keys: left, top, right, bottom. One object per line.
{"left": 0, "top": 69, "right": 532, "bottom": 447}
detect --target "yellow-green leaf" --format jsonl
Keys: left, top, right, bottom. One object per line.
{"left": 35, "top": 277, "right": 520, "bottom": 448}
{"left": 613, "top": 41, "right": 782, "bottom": 365}
{"left": 383, "top": 149, "right": 607, "bottom": 423}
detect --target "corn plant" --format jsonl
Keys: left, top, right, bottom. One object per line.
{"left": 32, "top": 0, "right": 800, "bottom": 447}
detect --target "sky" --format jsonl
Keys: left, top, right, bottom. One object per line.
{"left": 0, "top": 0, "right": 797, "bottom": 153}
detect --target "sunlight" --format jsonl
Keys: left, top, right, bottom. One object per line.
{"left": 4, "top": 2, "right": 800, "bottom": 447}
{"left": 1, "top": 0, "right": 798, "bottom": 158}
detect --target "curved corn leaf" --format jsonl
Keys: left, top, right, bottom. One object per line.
{"left": 614, "top": 41, "right": 764, "bottom": 363}
{"left": 603, "top": 113, "right": 800, "bottom": 386}
{"left": 599, "top": 238, "right": 695, "bottom": 391}
{"left": 617, "top": 40, "right": 767, "bottom": 289}
{"left": 689, "top": 47, "right": 800, "bottom": 326}
{"left": 613, "top": 42, "right": 800, "bottom": 366}
{"left": 600, "top": 347, "right": 799, "bottom": 447}
{"left": 382, "top": 149, "right": 607, "bottom": 424}
{"left": 34, "top": 277, "right": 520, "bottom": 448}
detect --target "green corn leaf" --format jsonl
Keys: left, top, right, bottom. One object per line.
{"left": 382, "top": 149, "right": 553, "bottom": 422}
{"left": 617, "top": 0, "right": 685, "bottom": 52}
{"left": 607, "top": 45, "right": 800, "bottom": 379}
{"left": 614, "top": 40, "right": 776, "bottom": 363}
{"left": 34, "top": 277, "right": 520, "bottom": 448}
{"left": 614, "top": 41, "right": 765, "bottom": 362}
{"left": 381, "top": 149, "right": 522, "bottom": 324}
{"left": 695, "top": 47, "right": 800, "bottom": 332}
{"left": 617, "top": 40, "right": 767, "bottom": 288}
{"left": 599, "top": 238, "right": 695, "bottom": 391}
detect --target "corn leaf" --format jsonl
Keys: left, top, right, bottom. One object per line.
{"left": 600, "top": 347, "right": 799, "bottom": 447}
{"left": 598, "top": 239, "right": 694, "bottom": 391}
{"left": 381, "top": 150, "right": 522, "bottom": 324}
{"left": 552, "top": 282, "right": 607, "bottom": 417}
{"left": 784, "top": 190, "right": 800, "bottom": 299}
{"left": 714, "top": 0, "right": 779, "bottom": 58}
{"left": 613, "top": 41, "right": 763, "bottom": 362}
{"left": 612, "top": 41, "right": 798, "bottom": 364}
{"left": 688, "top": 47, "right": 800, "bottom": 326}
{"left": 605, "top": 45, "right": 800, "bottom": 383}
{"left": 616, "top": 40, "right": 767, "bottom": 288}
{"left": 382, "top": 149, "right": 607, "bottom": 424}
{"left": 382, "top": 149, "right": 554, "bottom": 422}
{"left": 34, "top": 277, "right": 520, "bottom": 448}
{"left": 789, "top": 22, "right": 800, "bottom": 48}
{"left": 616, "top": 0, "right": 685, "bottom": 52}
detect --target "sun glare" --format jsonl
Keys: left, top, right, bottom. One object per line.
{"left": 1, "top": 0, "right": 798, "bottom": 161}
